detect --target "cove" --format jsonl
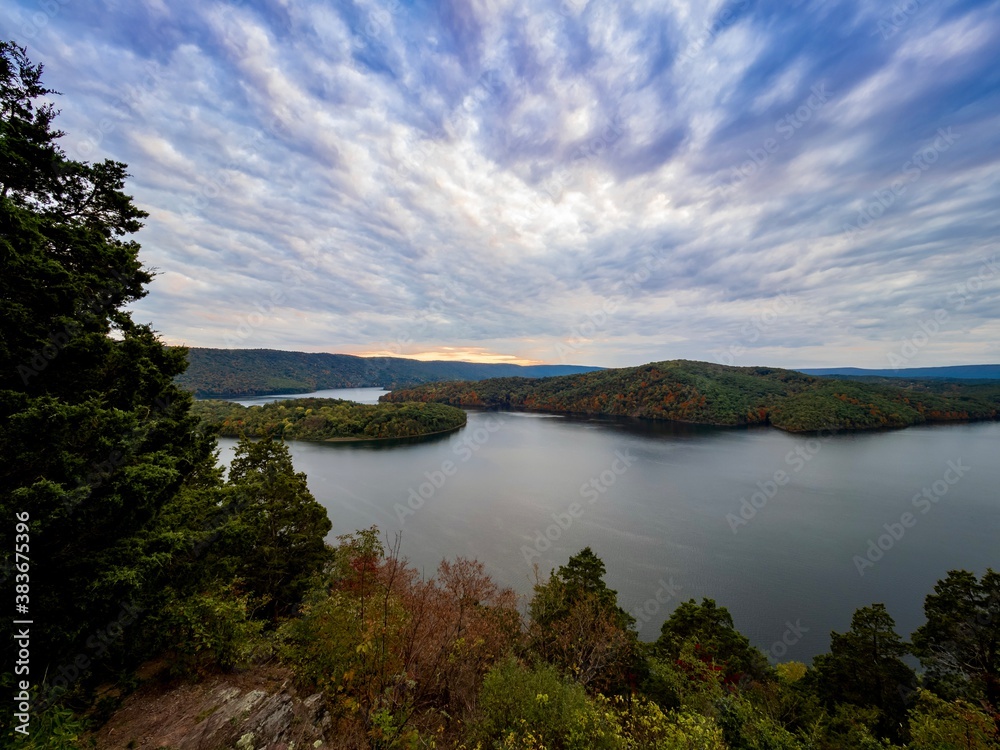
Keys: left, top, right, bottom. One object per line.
{"left": 216, "top": 387, "right": 1000, "bottom": 663}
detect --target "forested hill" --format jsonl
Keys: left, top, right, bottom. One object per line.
{"left": 382, "top": 360, "right": 1000, "bottom": 432}
{"left": 191, "top": 398, "right": 467, "bottom": 441}
{"left": 173, "top": 347, "right": 602, "bottom": 397}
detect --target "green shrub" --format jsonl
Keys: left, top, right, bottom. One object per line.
{"left": 470, "top": 657, "right": 619, "bottom": 750}
{"left": 612, "top": 695, "right": 727, "bottom": 750}
{"left": 907, "top": 690, "right": 998, "bottom": 749}
{"left": 717, "top": 696, "right": 804, "bottom": 749}
{"left": 641, "top": 648, "right": 726, "bottom": 716}
{"left": 159, "top": 588, "right": 266, "bottom": 674}
{"left": 3, "top": 696, "right": 90, "bottom": 749}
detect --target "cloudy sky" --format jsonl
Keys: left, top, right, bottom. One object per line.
{"left": 7, "top": 0, "right": 1000, "bottom": 368}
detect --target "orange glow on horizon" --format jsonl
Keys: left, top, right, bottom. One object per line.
{"left": 348, "top": 347, "right": 543, "bottom": 366}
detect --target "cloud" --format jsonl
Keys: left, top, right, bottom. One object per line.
{"left": 8, "top": 0, "right": 1000, "bottom": 367}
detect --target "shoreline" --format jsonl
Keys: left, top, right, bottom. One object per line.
{"left": 435, "top": 404, "right": 999, "bottom": 435}
{"left": 212, "top": 419, "right": 467, "bottom": 444}
{"left": 319, "top": 421, "right": 467, "bottom": 443}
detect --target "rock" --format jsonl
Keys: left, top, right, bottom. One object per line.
{"left": 92, "top": 665, "right": 333, "bottom": 749}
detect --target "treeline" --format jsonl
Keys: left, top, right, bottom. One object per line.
{"left": 383, "top": 361, "right": 1000, "bottom": 432}
{"left": 191, "top": 398, "right": 467, "bottom": 441}
{"left": 173, "top": 347, "right": 602, "bottom": 397}
{"left": 272, "top": 542, "right": 999, "bottom": 749}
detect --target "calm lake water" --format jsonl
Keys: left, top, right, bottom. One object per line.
{"left": 216, "top": 387, "right": 1000, "bottom": 662}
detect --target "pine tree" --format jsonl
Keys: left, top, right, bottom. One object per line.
{"left": 1, "top": 40, "right": 214, "bottom": 687}
{"left": 653, "top": 598, "right": 770, "bottom": 681}
{"left": 225, "top": 436, "right": 333, "bottom": 618}
{"left": 811, "top": 603, "right": 916, "bottom": 741}
{"left": 911, "top": 568, "right": 1000, "bottom": 711}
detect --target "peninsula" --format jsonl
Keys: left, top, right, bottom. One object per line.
{"left": 191, "top": 398, "right": 468, "bottom": 442}
{"left": 381, "top": 360, "right": 1000, "bottom": 432}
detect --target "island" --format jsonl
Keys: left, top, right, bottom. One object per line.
{"left": 191, "top": 397, "right": 468, "bottom": 441}
{"left": 380, "top": 359, "right": 1000, "bottom": 433}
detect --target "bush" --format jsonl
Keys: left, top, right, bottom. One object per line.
{"left": 159, "top": 588, "right": 266, "bottom": 675}
{"left": 907, "top": 689, "right": 998, "bottom": 750}
{"left": 717, "top": 695, "right": 804, "bottom": 750}
{"left": 3, "top": 693, "right": 90, "bottom": 749}
{"left": 641, "top": 648, "right": 726, "bottom": 716}
{"left": 613, "top": 695, "right": 727, "bottom": 750}
{"left": 472, "top": 679, "right": 729, "bottom": 750}
{"left": 470, "top": 657, "right": 619, "bottom": 750}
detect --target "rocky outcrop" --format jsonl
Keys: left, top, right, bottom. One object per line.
{"left": 92, "top": 665, "right": 332, "bottom": 750}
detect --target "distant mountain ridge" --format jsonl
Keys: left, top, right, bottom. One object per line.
{"left": 174, "top": 347, "right": 603, "bottom": 397}
{"left": 799, "top": 365, "right": 1000, "bottom": 380}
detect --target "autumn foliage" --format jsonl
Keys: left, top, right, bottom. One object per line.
{"left": 384, "top": 360, "right": 1000, "bottom": 433}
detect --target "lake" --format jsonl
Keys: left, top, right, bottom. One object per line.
{"left": 215, "top": 387, "right": 1000, "bottom": 663}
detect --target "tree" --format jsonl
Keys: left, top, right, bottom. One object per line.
{"left": 529, "top": 547, "right": 632, "bottom": 629}
{"left": 528, "top": 548, "right": 640, "bottom": 693}
{"left": 0, "top": 40, "right": 62, "bottom": 202}
{"left": 225, "top": 436, "right": 333, "bottom": 618}
{"left": 911, "top": 568, "right": 1000, "bottom": 712}
{"left": 811, "top": 603, "right": 916, "bottom": 741}
{"left": 0, "top": 40, "right": 214, "bottom": 687}
{"left": 653, "top": 598, "right": 770, "bottom": 682}
{"left": 906, "top": 689, "right": 998, "bottom": 750}
{"left": 283, "top": 530, "right": 520, "bottom": 745}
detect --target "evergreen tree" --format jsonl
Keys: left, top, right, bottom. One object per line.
{"left": 530, "top": 547, "right": 628, "bottom": 626}
{"left": 225, "top": 436, "right": 333, "bottom": 618}
{"left": 1, "top": 40, "right": 213, "bottom": 687}
{"left": 653, "top": 598, "right": 770, "bottom": 681}
{"left": 811, "top": 603, "right": 916, "bottom": 741}
{"left": 911, "top": 568, "right": 1000, "bottom": 711}
{"left": 528, "top": 548, "right": 639, "bottom": 693}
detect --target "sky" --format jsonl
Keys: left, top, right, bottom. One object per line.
{"left": 6, "top": 0, "right": 1000, "bottom": 369}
